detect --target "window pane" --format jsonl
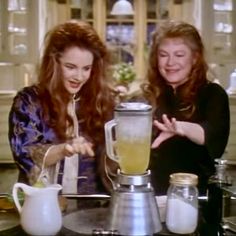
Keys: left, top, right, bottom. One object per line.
{"left": 106, "top": 23, "right": 134, "bottom": 64}
{"left": 70, "top": 0, "right": 93, "bottom": 20}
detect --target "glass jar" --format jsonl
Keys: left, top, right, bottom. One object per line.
{"left": 207, "top": 159, "right": 232, "bottom": 223}
{"left": 165, "top": 173, "right": 199, "bottom": 234}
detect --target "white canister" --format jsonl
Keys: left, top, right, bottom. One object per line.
{"left": 165, "top": 173, "right": 199, "bottom": 234}
{"left": 227, "top": 69, "right": 236, "bottom": 95}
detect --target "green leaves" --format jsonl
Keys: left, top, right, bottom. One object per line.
{"left": 113, "top": 62, "right": 136, "bottom": 84}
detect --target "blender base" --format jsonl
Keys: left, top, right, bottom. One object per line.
{"left": 106, "top": 171, "right": 162, "bottom": 235}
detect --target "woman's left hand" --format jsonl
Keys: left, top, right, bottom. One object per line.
{"left": 65, "top": 137, "right": 95, "bottom": 157}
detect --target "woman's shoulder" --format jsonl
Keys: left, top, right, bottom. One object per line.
{"left": 201, "top": 81, "right": 228, "bottom": 99}
{"left": 13, "top": 85, "right": 40, "bottom": 105}
{"left": 17, "top": 84, "right": 39, "bottom": 95}
{"left": 16, "top": 85, "right": 39, "bottom": 97}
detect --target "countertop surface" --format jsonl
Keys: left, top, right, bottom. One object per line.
{"left": 1, "top": 198, "right": 236, "bottom": 236}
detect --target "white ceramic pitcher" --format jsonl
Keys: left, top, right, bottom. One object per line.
{"left": 12, "top": 183, "right": 62, "bottom": 236}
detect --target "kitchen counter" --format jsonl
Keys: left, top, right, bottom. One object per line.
{"left": 1, "top": 198, "right": 236, "bottom": 236}
{"left": 1, "top": 163, "right": 236, "bottom": 235}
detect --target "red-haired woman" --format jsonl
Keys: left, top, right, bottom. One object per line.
{"left": 143, "top": 20, "right": 230, "bottom": 195}
{"left": 9, "top": 21, "right": 116, "bottom": 194}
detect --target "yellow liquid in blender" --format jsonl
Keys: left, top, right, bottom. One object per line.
{"left": 117, "top": 138, "right": 151, "bottom": 175}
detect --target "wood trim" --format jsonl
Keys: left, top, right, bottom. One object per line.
{"left": 134, "top": 0, "right": 147, "bottom": 80}
{"left": 93, "top": 0, "right": 106, "bottom": 39}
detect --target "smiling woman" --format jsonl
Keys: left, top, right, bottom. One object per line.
{"left": 141, "top": 20, "right": 230, "bottom": 196}
{"left": 8, "top": 20, "right": 117, "bottom": 195}
{"left": 157, "top": 37, "right": 197, "bottom": 89}
{"left": 60, "top": 47, "right": 94, "bottom": 95}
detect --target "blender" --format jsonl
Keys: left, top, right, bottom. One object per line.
{"left": 104, "top": 102, "right": 162, "bottom": 236}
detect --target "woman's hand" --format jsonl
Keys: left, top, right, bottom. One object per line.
{"left": 151, "top": 114, "right": 204, "bottom": 148}
{"left": 151, "top": 114, "right": 184, "bottom": 148}
{"left": 45, "top": 136, "right": 95, "bottom": 167}
{"left": 64, "top": 136, "right": 95, "bottom": 157}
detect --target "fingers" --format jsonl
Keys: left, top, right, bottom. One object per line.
{"left": 171, "top": 117, "right": 178, "bottom": 131}
{"left": 152, "top": 115, "right": 178, "bottom": 148}
{"left": 64, "top": 137, "right": 95, "bottom": 157}
{"left": 162, "top": 114, "right": 175, "bottom": 131}
{"left": 79, "top": 142, "right": 95, "bottom": 156}
{"left": 153, "top": 119, "right": 166, "bottom": 131}
{"left": 72, "top": 138, "right": 95, "bottom": 156}
{"left": 154, "top": 115, "right": 177, "bottom": 133}
{"left": 64, "top": 143, "right": 75, "bottom": 156}
{"left": 151, "top": 132, "right": 175, "bottom": 148}
{"left": 151, "top": 136, "right": 162, "bottom": 148}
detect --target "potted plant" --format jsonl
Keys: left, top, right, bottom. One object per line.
{"left": 113, "top": 62, "right": 136, "bottom": 86}
{"left": 112, "top": 62, "right": 136, "bottom": 100}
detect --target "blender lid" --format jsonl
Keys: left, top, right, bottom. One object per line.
{"left": 115, "top": 102, "right": 152, "bottom": 112}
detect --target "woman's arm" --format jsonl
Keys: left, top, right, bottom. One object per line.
{"left": 9, "top": 88, "right": 95, "bottom": 185}
{"left": 151, "top": 115, "right": 205, "bottom": 148}
{"left": 9, "top": 88, "right": 95, "bottom": 171}
{"left": 152, "top": 83, "right": 230, "bottom": 160}
{"left": 199, "top": 83, "right": 230, "bottom": 159}
{"left": 44, "top": 138, "right": 94, "bottom": 166}
{"left": 8, "top": 87, "right": 55, "bottom": 183}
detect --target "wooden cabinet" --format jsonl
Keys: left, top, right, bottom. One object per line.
{"left": 226, "top": 96, "right": 236, "bottom": 161}
{"left": 70, "top": 0, "right": 94, "bottom": 24}
{"left": 0, "top": 0, "right": 40, "bottom": 63}
{"left": 0, "top": 93, "right": 15, "bottom": 163}
{"left": 105, "top": 0, "right": 135, "bottom": 64}
{"left": 201, "top": 0, "right": 236, "bottom": 64}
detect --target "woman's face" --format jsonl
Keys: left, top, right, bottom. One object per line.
{"left": 157, "top": 37, "right": 197, "bottom": 89}
{"left": 60, "top": 46, "right": 94, "bottom": 95}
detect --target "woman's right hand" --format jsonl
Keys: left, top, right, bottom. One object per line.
{"left": 63, "top": 136, "right": 95, "bottom": 157}
{"left": 151, "top": 114, "right": 204, "bottom": 148}
{"left": 151, "top": 114, "right": 184, "bottom": 148}
{"left": 45, "top": 137, "right": 95, "bottom": 166}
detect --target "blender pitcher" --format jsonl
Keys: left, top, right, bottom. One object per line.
{"left": 105, "top": 102, "right": 152, "bottom": 175}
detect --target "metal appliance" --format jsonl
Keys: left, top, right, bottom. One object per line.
{"left": 106, "top": 170, "right": 162, "bottom": 235}
{"left": 104, "top": 102, "right": 162, "bottom": 235}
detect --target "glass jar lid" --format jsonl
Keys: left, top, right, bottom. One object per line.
{"left": 169, "top": 173, "right": 198, "bottom": 186}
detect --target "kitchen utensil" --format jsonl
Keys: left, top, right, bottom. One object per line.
{"left": 105, "top": 102, "right": 152, "bottom": 175}
{"left": 12, "top": 183, "right": 62, "bottom": 236}
{"left": 165, "top": 173, "right": 199, "bottom": 234}
{"left": 106, "top": 171, "right": 162, "bottom": 235}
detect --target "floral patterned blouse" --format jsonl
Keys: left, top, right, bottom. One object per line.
{"left": 8, "top": 85, "right": 107, "bottom": 194}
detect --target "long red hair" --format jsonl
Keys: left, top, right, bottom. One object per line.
{"left": 37, "top": 20, "right": 115, "bottom": 145}
{"left": 143, "top": 20, "right": 208, "bottom": 118}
